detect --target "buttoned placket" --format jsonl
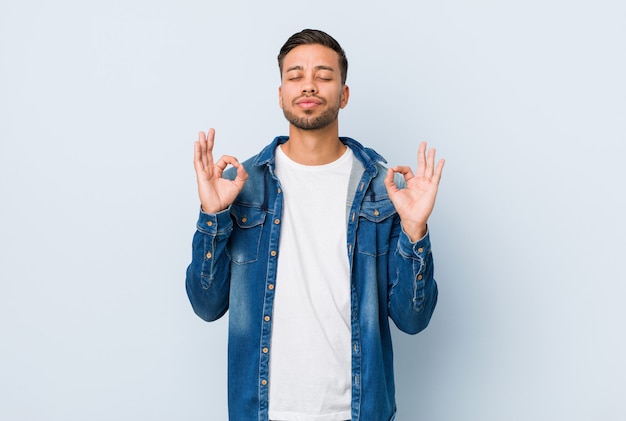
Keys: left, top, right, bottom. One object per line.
{"left": 258, "top": 170, "right": 284, "bottom": 419}
{"left": 345, "top": 168, "right": 374, "bottom": 421}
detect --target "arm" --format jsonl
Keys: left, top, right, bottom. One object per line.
{"left": 387, "top": 221, "right": 438, "bottom": 334}
{"left": 185, "top": 129, "right": 248, "bottom": 321}
{"left": 185, "top": 208, "right": 234, "bottom": 321}
{"left": 385, "top": 142, "right": 444, "bottom": 334}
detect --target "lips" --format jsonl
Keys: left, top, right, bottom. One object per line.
{"left": 294, "top": 96, "right": 324, "bottom": 108}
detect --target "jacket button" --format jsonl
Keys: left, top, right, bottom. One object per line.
{"left": 274, "top": 218, "right": 280, "bottom": 224}
{"left": 268, "top": 284, "right": 274, "bottom": 290}
{"left": 206, "top": 221, "right": 213, "bottom": 226}
{"left": 264, "top": 316, "right": 270, "bottom": 322}
{"left": 205, "top": 252, "right": 212, "bottom": 259}
{"left": 374, "top": 209, "right": 379, "bottom": 216}
{"left": 261, "top": 379, "right": 268, "bottom": 386}
{"left": 271, "top": 250, "right": 277, "bottom": 257}
{"left": 262, "top": 347, "right": 269, "bottom": 354}
{"left": 417, "top": 274, "right": 423, "bottom": 280}
{"left": 417, "top": 247, "right": 424, "bottom": 253}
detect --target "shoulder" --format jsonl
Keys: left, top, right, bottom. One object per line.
{"left": 343, "top": 138, "right": 405, "bottom": 193}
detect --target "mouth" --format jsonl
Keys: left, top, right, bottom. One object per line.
{"left": 295, "top": 97, "right": 324, "bottom": 109}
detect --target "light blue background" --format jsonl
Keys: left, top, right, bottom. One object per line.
{"left": 1, "top": 1, "right": 624, "bottom": 420}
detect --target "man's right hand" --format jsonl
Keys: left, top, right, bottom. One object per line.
{"left": 194, "top": 128, "right": 248, "bottom": 213}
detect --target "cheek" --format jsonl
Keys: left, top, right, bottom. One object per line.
{"left": 278, "top": 89, "right": 293, "bottom": 108}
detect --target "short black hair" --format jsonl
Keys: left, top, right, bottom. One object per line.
{"left": 277, "top": 29, "right": 348, "bottom": 85}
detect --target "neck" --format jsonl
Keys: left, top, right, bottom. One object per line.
{"left": 282, "top": 122, "right": 345, "bottom": 165}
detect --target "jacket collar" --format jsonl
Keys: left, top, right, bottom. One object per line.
{"left": 253, "top": 136, "right": 386, "bottom": 176}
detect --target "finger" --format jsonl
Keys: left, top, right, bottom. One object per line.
{"left": 193, "top": 140, "right": 205, "bottom": 176}
{"left": 196, "top": 131, "right": 208, "bottom": 172}
{"left": 417, "top": 141, "right": 427, "bottom": 177}
{"left": 215, "top": 155, "right": 240, "bottom": 168}
{"left": 214, "top": 155, "right": 241, "bottom": 177}
{"left": 432, "top": 158, "right": 445, "bottom": 185}
{"left": 194, "top": 130, "right": 210, "bottom": 173}
{"left": 205, "top": 128, "right": 216, "bottom": 170}
{"left": 425, "top": 147, "right": 437, "bottom": 179}
{"left": 390, "top": 165, "right": 415, "bottom": 181}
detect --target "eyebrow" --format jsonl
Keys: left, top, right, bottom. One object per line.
{"left": 285, "top": 65, "right": 335, "bottom": 73}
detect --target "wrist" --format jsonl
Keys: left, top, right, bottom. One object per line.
{"left": 401, "top": 221, "right": 427, "bottom": 243}
{"left": 201, "top": 203, "right": 227, "bottom": 214}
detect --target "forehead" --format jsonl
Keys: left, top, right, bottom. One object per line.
{"left": 282, "top": 44, "right": 340, "bottom": 71}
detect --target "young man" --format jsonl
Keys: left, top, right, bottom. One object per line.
{"left": 186, "top": 29, "right": 444, "bottom": 421}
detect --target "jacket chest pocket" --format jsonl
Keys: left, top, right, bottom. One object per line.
{"left": 356, "top": 199, "right": 396, "bottom": 257}
{"left": 227, "top": 204, "right": 266, "bottom": 264}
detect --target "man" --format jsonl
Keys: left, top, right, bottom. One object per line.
{"left": 186, "top": 29, "right": 444, "bottom": 421}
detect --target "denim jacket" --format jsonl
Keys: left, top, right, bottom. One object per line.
{"left": 186, "top": 136, "right": 438, "bottom": 421}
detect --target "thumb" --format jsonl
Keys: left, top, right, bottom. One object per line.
{"left": 384, "top": 168, "right": 399, "bottom": 195}
{"left": 233, "top": 164, "right": 248, "bottom": 188}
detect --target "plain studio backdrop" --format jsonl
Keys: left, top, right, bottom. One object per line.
{"left": 1, "top": 1, "right": 624, "bottom": 420}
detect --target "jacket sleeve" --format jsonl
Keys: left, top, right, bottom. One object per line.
{"left": 387, "top": 220, "right": 438, "bottom": 335}
{"left": 185, "top": 207, "right": 233, "bottom": 322}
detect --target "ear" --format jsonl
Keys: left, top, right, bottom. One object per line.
{"left": 340, "top": 85, "right": 350, "bottom": 109}
{"left": 278, "top": 85, "right": 283, "bottom": 109}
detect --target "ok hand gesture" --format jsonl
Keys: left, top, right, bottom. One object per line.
{"left": 194, "top": 128, "right": 248, "bottom": 214}
{"left": 384, "top": 142, "right": 445, "bottom": 242}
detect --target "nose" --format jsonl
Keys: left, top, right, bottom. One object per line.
{"left": 301, "top": 76, "right": 317, "bottom": 95}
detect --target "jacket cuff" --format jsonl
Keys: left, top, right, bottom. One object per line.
{"left": 398, "top": 226, "right": 431, "bottom": 258}
{"left": 196, "top": 206, "right": 232, "bottom": 234}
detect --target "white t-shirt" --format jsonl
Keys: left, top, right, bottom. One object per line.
{"left": 268, "top": 145, "right": 354, "bottom": 421}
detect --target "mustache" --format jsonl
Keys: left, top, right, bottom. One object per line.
{"left": 293, "top": 94, "right": 326, "bottom": 105}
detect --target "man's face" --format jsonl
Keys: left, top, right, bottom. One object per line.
{"left": 279, "top": 44, "right": 349, "bottom": 131}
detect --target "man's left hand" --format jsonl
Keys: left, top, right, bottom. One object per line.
{"left": 384, "top": 141, "right": 445, "bottom": 242}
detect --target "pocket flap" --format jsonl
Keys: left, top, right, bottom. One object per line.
{"left": 358, "top": 199, "right": 396, "bottom": 222}
{"left": 231, "top": 204, "right": 266, "bottom": 228}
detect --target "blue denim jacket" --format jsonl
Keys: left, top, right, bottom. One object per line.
{"left": 186, "top": 136, "right": 438, "bottom": 421}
